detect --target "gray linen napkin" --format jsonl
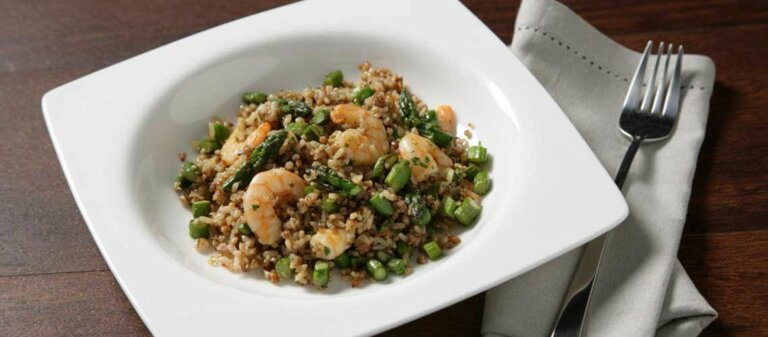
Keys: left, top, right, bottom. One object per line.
{"left": 482, "top": 0, "right": 718, "bottom": 336}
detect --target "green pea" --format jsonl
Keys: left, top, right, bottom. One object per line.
{"left": 188, "top": 219, "right": 209, "bottom": 239}
{"left": 423, "top": 241, "right": 442, "bottom": 260}
{"left": 387, "top": 258, "right": 407, "bottom": 275}
{"left": 372, "top": 154, "right": 392, "bottom": 179}
{"left": 276, "top": 98, "right": 291, "bottom": 114}
{"left": 311, "top": 108, "right": 331, "bottom": 125}
{"left": 468, "top": 144, "right": 488, "bottom": 163}
{"left": 321, "top": 197, "right": 339, "bottom": 213}
{"left": 197, "top": 138, "right": 220, "bottom": 154}
{"left": 313, "top": 261, "right": 330, "bottom": 288}
{"left": 242, "top": 92, "right": 268, "bottom": 105}
{"left": 369, "top": 193, "right": 395, "bottom": 217}
{"left": 276, "top": 257, "right": 293, "bottom": 280}
{"left": 353, "top": 86, "right": 375, "bottom": 105}
{"left": 286, "top": 121, "right": 307, "bottom": 135}
{"left": 302, "top": 124, "right": 324, "bottom": 140}
{"left": 334, "top": 251, "right": 351, "bottom": 269}
{"left": 385, "top": 160, "right": 411, "bottom": 192}
{"left": 385, "top": 155, "right": 398, "bottom": 169}
{"left": 464, "top": 164, "right": 481, "bottom": 180}
{"left": 453, "top": 198, "right": 482, "bottom": 226}
{"left": 441, "top": 196, "right": 458, "bottom": 218}
{"left": 473, "top": 170, "right": 491, "bottom": 195}
{"left": 181, "top": 162, "right": 199, "bottom": 182}
{"left": 191, "top": 200, "right": 211, "bottom": 218}
{"left": 208, "top": 122, "right": 230, "bottom": 143}
{"left": 323, "top": 70, "right": 344, "bottom": 87}
{"left": 366, "top": 259, "right": 388, "bottom": 281}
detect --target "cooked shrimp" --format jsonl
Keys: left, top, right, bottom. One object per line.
{"left": 330, "top": 103, "right": 389, "bottom": 165}
{"left": 243, "top": 168, "right": 305, "bottom": 245}
{"left": 310, "top": 227, "right": 350, "bottom": 260}
{"left": 435, "top": 105, "right": 456, "bottom": 135}
{"left": 221, "top": 122, "right": 271, "bottom": 165}
{"left": 398, "top": 132, "right": 453, "bottom": 183}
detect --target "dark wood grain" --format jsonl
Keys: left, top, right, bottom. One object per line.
{"left": 463, "top": 0, "right": 768, "bottom": 46}
{"left": 0, "top": 271, "right": 150, "bottom": 337}
{"left": 0, "top": 0, "right": 766, "bottom": 336}
{"left": 679, "top": 231, "right": 768, "bottom": 337}
{"left": 0, "top": 69, "right": 109, "bottom": 276}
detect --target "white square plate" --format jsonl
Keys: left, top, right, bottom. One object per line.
{"left": 42, "top": 0, "right": 627, "bottom": 335}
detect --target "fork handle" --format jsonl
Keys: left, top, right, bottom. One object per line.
{"left": 614, "top": 137, "right": 643, "bottom": 189}
{"left": 549, "top": 137, "right": 643, "bottom": 337}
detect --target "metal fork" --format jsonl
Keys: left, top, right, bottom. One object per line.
{"left": 550, "top": 40, "right": 684, "bottom": 337}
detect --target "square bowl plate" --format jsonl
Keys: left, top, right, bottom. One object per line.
{"left": 41, "top": 0, "right": 628, "bottom": 335}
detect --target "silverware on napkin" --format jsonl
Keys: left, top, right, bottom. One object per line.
{"left": 551, "top": 40, "right": 684, "bottom": 337}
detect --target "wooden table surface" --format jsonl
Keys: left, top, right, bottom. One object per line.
{"left": 1, "top": 0, "right": 766, "bottom": 336}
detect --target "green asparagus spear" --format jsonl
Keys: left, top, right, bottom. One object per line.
{"left": 397, "top": 89, "right": 453, "bottom": 147}
{"left": 314, "top": 165, "right": 363, "bottom": 197}
{"left": 398, "top": 89, "right": 419, "bottom": 128}
{"left": 222, "top": 130, "right": 287, "bottom": 191}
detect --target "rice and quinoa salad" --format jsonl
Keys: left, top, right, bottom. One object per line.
{"left": 173, "top": 62, "right": 492, "bottom": 289}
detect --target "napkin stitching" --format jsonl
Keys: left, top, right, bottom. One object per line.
{"left": 516, "top": 26, "right": 708, "bottom": 91}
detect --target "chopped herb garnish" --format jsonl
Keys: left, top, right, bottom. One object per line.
{"left": 409, "top": 156, "right": 430, "bottom": 168}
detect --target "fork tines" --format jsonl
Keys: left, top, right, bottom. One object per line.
{"left": 622, "top": 41, "right": 683, "bottom": 121}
